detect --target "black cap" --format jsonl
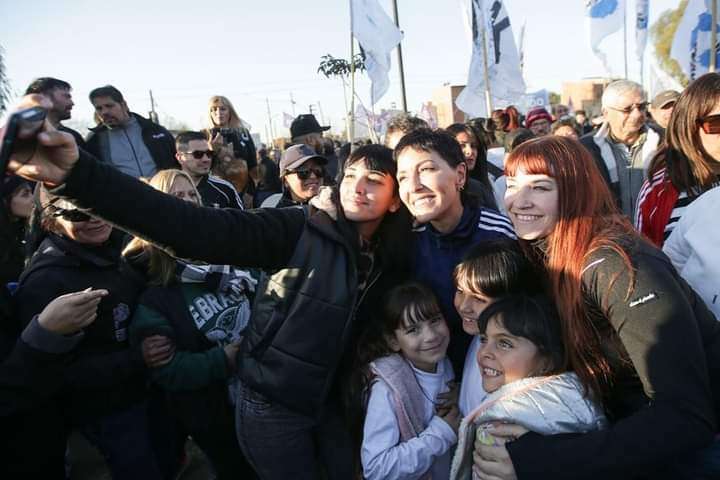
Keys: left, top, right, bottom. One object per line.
{"left": 290, "top": 114, "right": 330, "bottom": 138}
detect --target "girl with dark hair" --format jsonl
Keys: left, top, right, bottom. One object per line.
{"left": 360, "top": 282, "right": 457, "bottom": 480}
{"left": 9, "top": 135, "right": 413, "bottom": 479}
{"left": 446, "top": 123, "right": 497, "bottom": 210}
{"left": 472, "top": 135, "right": 720, "bottom": 479}
{"left": 452, "top": 239, "right": 541, "bottom": 416}
{"left": 637, "top": 73, "right": 720, "bottom": 246}
{"left": 451, "top": 294, "right": 606, "bottom": 480}
{"left": 395, "top": 129, "right": 515, "bottom": 375}
{"left": 0, "top": 176, "right": 33, "bottom": 286}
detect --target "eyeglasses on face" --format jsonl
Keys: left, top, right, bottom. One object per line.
{"left": 607, "top": 102, "right": 648, "bottom": 115}
{"left": 698, "top": 114, "right": 720, "bottom": 134}
{"left": 289, "top": 167, "right": 324, "bottom": 180}
{"left": 52, "top": 208, "right": 92, "bottom": 222}
{"left": 182, "top": 150, "right": 213, "bottom": 160}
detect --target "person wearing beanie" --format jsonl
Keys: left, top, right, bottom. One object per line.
{"left": 524, "top": 108, "right": 553, "bottom": 136}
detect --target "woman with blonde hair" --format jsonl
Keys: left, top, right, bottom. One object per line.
{"left": 206, "top": 96, "right": 257, "bottom": 205}
{"left": 125, "top": 168, "right": 258, "bottom": 479}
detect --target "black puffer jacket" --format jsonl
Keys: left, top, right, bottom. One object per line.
{"left": 52, "top": 151, "right": 411, "bottom": 418}
{"left": 15, "top": 234, "right": 147, "bottom": 425}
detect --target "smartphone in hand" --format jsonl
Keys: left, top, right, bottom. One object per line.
{"left": 0, "top": 106, "right": 47, "bottom": 180}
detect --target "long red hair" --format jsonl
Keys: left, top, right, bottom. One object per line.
{"left": 505, "top": 136, "right": 637, "bottom": 400}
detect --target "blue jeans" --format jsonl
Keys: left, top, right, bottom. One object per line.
{"left": 80, "top": 401, "right": 164, "bottom": 480}
{"left": 235, "top": 382, "right": 354, "bottom": 480}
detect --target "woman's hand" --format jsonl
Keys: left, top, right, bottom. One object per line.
{"left": 472, "top": 423, "right": 528, "bottom": 480}
{"left": 141, "top": 335, "right": 175, "bottom": 368}
{"left": 224, "top": 341, "right": 241, "bottom": 371}
{"left": 37, "top": 288, "right": 109, "bottom": 334}
{"left": 4, "top": 94, "right": 79, "bottom": 187}
{"left": 209, "top": 131, "right": 226, "bottom": 150}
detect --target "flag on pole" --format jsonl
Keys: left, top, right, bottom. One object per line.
{"left": 671, "top": 0, "right": 719, "bottom": 81}
{"left": 585, "top": 0, "right": 626, "bottom": 74}
{"left": 455, "top": 0, "right": 526, "bottom": 118}
{"left": 635, "top": 0, "right": 649, "bottom": 61}
{"left": 351, "top": 0, "right": 403, "bottom": 105}
{"left": 283, "top": 112, "right": 294, "bottom": 129}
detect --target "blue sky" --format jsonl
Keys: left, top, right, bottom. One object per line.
{"left": 1, "top": 0, "right": 678, "bottom": 140}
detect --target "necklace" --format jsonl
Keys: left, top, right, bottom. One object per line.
{"left": 402, "top": 356, "right": 444, "bottom": 407}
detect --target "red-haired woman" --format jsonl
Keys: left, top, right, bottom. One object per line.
{"left": 472, "top": 136, "right": 720, "bottom": 479}
{"left": 636, "top": 73, "right": 720, "bottom": 247}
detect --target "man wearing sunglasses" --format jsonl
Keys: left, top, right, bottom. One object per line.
{"left": 175, "top": 131, "right": 243, "bottom": 210}
{"left": 580, "top": 79, "right": 661, "bottom": 218}
{"left": 260, "top": 144, "right": 327, "bottom": 208}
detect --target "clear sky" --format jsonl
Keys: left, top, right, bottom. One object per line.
{"left": 1, "top": 0, "right": 679, "bottom": 141}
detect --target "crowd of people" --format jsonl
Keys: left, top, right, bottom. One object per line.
{"left": 1, "top": 71, "right": 719, "bottom": 480}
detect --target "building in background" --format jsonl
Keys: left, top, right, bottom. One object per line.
{"left": 432, "top": 84, "right": 467, "bottom": 127}
{"left": 561, "top": 78, "right": 612, "bottom": 117}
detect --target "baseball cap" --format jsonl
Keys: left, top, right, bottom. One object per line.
{"left": 279, "top": 144, "right": 327, "bottom": 174}
{"left": 651, "top": 90, "right": 681, "bottom": 109}
{"left": 290, "top": 114, "right": 330, "bottom": 138}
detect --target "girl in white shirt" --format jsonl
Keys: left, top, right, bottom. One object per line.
{"left": 452, "top": 239, "right": 542, "bottom": 416}
{"left": 361, "top": 282, "right": 459, "bottom": 480}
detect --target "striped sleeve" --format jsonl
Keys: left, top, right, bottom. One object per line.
{"left": 478, "top": 209, "right": 516, "bottom": 239}
{"left": 635, "top": 168, "right": 666, "bottom": 231}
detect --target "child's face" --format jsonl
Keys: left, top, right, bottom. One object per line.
{"left": 454, "top": 288, "right": 494, "bottom": 336}
{"left": 391, "top": 315, "right": 450, "bottom": 373}
{"left": 477, "top": 317, "right": 546, "bottom": 393}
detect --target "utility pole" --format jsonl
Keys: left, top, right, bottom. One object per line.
{"left": 290, "top": 92, "right": 296, "bottom": 116}
{"left": 391, "top": 0, "right": 408, "bottom": 112}
{"left": 266, "top": 98, "right": 275, "bottom": 143}
{"left": 317, "top": 101, "right": 326, "bottom": 125}
{"left": 148, "top": 89, "right": 158, "bottom": 124}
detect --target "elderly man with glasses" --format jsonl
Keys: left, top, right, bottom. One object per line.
{"left": 579, "top": 80, "right": 661, "bottom": 218}
{"left": 175, "top": 131, "right": 244, "bottom": 209}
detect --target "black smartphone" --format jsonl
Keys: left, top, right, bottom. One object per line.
{"left": 0, "top": 107, "right": 47, "bottom": 180}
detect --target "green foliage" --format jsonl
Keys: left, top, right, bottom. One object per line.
{"left": 317, "top": 53, "right": 366, "bottom": 79}
{"left": 651, "top": 0, "right": 689, "bottom": 87}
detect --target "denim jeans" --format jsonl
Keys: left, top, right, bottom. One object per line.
{"left": 80, "top": 401, "right": 164, "bottom": 480}
{"left": 235, "top": 382, "right": 354, "bottom": 480}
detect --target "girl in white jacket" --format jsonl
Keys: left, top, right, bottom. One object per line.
{"left": 450, "top": 294, "right": 606, "bottom": 480}
{"left": 361, "top": 282, "right": 459, "bottom": 480}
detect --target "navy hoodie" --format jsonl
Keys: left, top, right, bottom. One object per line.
{"left": 412, "top": 206, "right": 515, "bottom": 374}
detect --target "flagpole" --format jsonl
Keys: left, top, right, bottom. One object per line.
{"left": 391, "top": 0, "right": 408, "bottom": 113}
{"left": 480, "top": 21, "right": 493, "bottom": 117}
{"left": 711, "top": 0, "right": 718, "bottom": 72}
{"left": 349, "top": 0, "right": 356, "bottom": 144}
{"left": 623, "top": 1, "right": 628, "bottom": 79}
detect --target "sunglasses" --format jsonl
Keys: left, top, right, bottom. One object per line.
{"left": 52, "top": 208, "right": 92, "bottom": 222}
{"left": 607, "top": 102, "right": 649, "bottom": 114}
{"left": 289, "top": 167, "right": 324, "bottom": 180}
{"left": 182, "top": 150, "right": 213, "bottom": 159}
{"left": 698, "top": 114, "right": 720, "bottom": 134}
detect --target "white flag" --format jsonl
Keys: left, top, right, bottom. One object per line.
{"left": 351, "top": 0, "right": 403, "bottom": 105}
{"left": 671, "top": 0, "right": 719, "bottom": 81}
{"left": 455, "top": 0, "right": 526, "bottom": 118}
{"left": 585, "top": 0, "right": 626, "bottom": 74}
{"left": 283, "top": 112, "right": 294, "bottom": 129}
{"left": 635, "top": 0, "right": 649, "bottom": 61}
